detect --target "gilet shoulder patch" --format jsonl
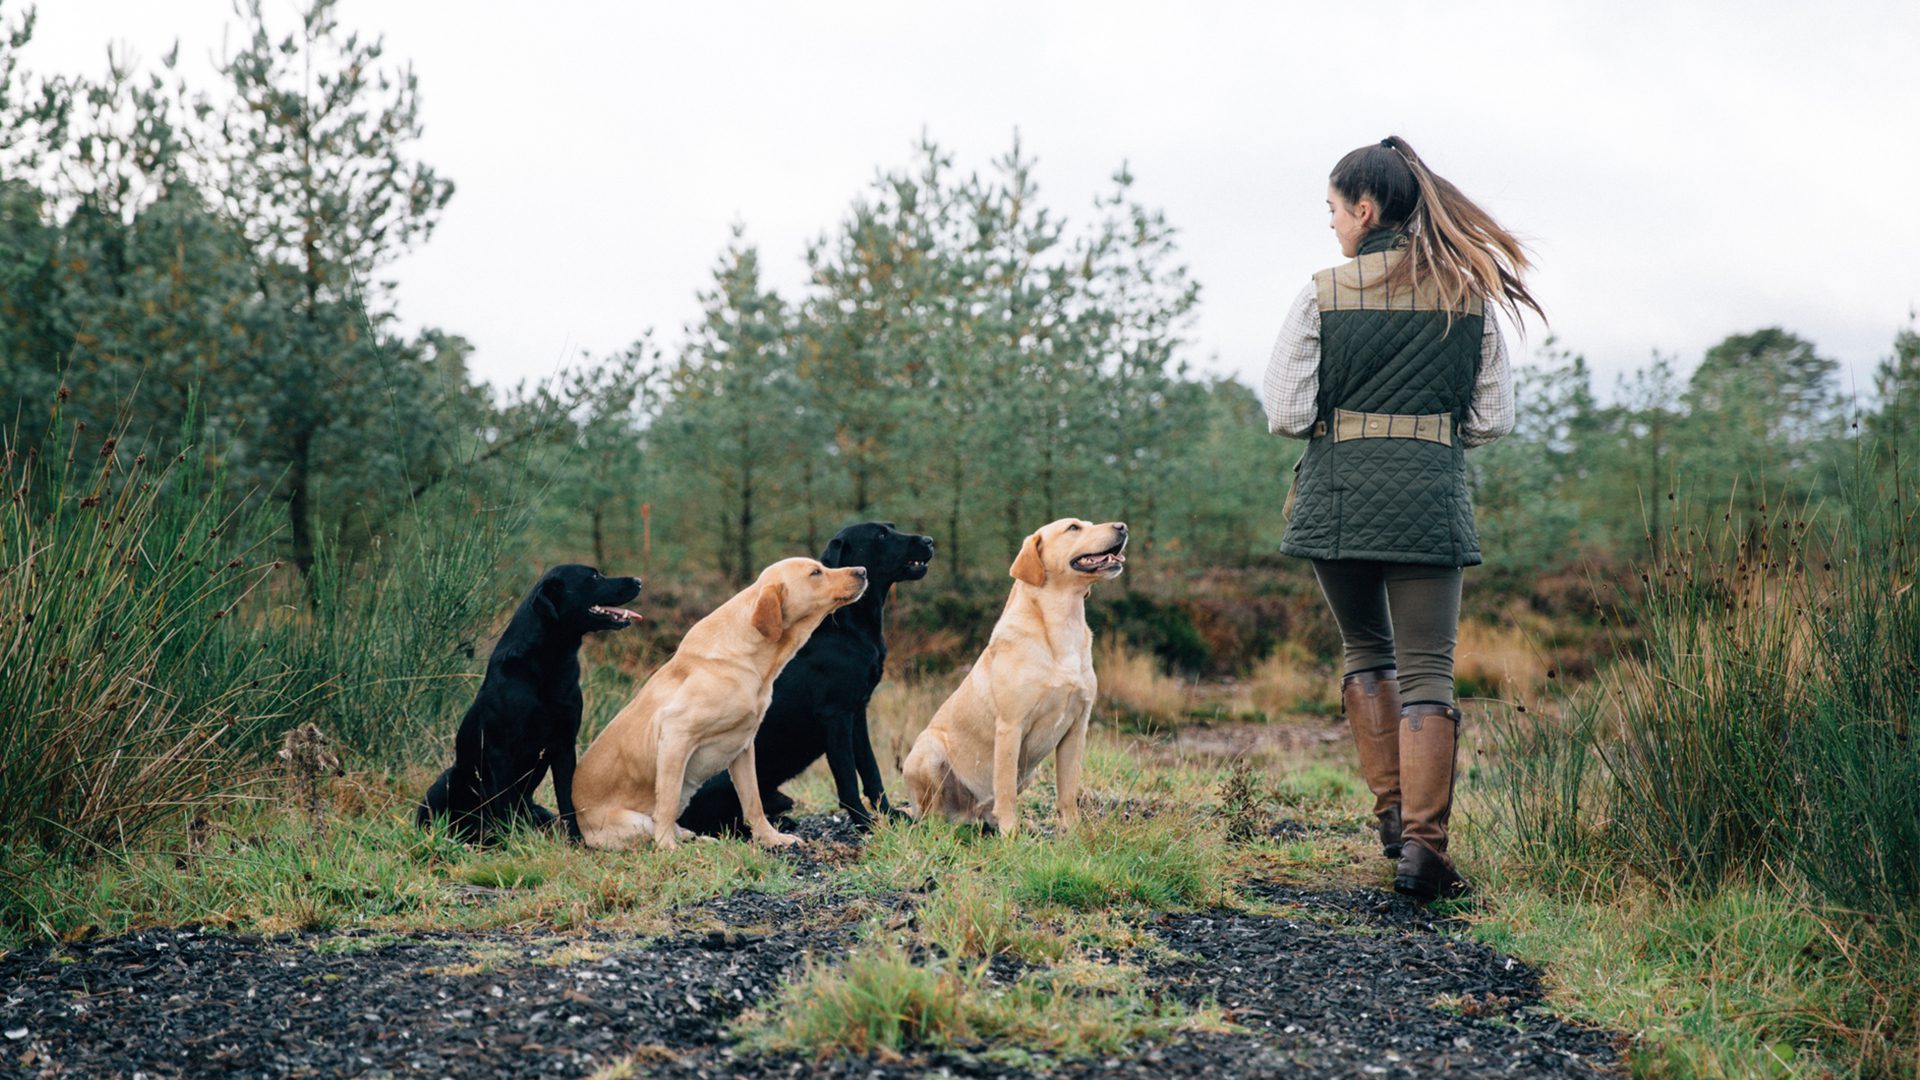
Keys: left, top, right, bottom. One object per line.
{"left": 1314, "top": 251, "right": 1484, "bottom": 316}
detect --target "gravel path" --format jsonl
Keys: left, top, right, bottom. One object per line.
{"left": 0, "top": 823, "right": 1621, "bottom": 1078}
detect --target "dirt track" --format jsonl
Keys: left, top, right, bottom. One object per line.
{"left": 0, "top": 819, "right": 1621, "bottom": 1078}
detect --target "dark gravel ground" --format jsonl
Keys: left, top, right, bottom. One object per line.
{"left": 0, "top": 818, "right": 1622, "bottom": 1078}
{"left": 1139, "top": 884, "right": 1622, "bottom": 1077}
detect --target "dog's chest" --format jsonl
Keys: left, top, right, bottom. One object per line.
{"left": 1020, "top": 658, "right": 1094, "bottom": 748}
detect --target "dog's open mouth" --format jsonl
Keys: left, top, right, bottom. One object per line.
{"left": 590, "top": 605, "right": 642, "bottom": 626}
{"left": 905, "top": 560, "right": 929, "bottom": 574}
{"left": 1070, "top": 543, "right": 1127, "bottom": 574}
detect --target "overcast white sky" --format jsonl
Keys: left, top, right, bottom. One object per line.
{"left": 28, "top": 1, "right": 1920, "bottom": 402}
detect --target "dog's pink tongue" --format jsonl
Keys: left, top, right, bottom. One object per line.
{"left": 611, "top": 607, "right": 642, "bottom": 621}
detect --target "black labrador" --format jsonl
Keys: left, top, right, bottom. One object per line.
{"left": 418, "top": 564, "right": 643, "bottom": 843}
{"left": 679, "top": 522, "right": 934, "bottom": 835}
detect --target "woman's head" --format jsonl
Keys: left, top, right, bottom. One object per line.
{"left": 1327, "top": 135, "right": 1545, "bottom": 329}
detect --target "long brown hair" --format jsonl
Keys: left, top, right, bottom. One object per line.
{"left": 1330, "top": 136, "right": 1545, "bottom": 330}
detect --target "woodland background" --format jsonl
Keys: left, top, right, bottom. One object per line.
{"left": 5, "top": 8, "right": 1919, "bottom": 1072}
{"left": 5, "top": 2, "right": 1914, "bottom": 601}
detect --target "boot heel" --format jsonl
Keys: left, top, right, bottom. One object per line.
{"left": 1393, "top": 873, "right": 1433, "bottom": 900}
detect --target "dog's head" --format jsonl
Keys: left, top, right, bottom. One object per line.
{"left": 530, "top": 564, "right": 644, "bottom": 634}
{"left": 749, "top": 557, "right": 869, "bottom": 642}
{"left": 821, "top": 521, "right": 934, "bottom": 586}
{"left": 1008, "top": 518, "right": 1128, "bottom": 589}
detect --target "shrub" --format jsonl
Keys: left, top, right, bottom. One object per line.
{"left": 1487, "top": 451, "right": 1920, "bottom": 913}
{"left": 0, "top": 407, "right": 288, "bottom": 858}
{"left": 1480, "top": 446, "right": 1920, "bottom": 1070}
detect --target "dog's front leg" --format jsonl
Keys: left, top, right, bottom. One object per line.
{"left": 651, "top": 734, "right": 694, "bottom": 850}
{"left": 992, "top": 709, "right": 1023, "bottom": 838}
{"left": 1055, "top": 705, "right": 1090, "bottom": 832}
{"left": 550, "top": 739, "right": 583, "bottom": 844}
{"left": 731, "top": 743, "right": 802, "bottom": 848}
{"left": 851, "top": 707, "right": 896, "bottom": 818}
{"left": 823, "top": 716, "right": 871, "bottom": 826}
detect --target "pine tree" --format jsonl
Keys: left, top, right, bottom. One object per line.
{"left": 209, "top": 0, "right": 453, "bottom": 576}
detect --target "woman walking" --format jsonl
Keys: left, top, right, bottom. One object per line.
{"left": 1261, "top": 136, "right": 1543, "bottom": 902}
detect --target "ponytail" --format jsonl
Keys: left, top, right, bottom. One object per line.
{"left": 1330, "top": 136, "right": 1545, "bottom": 331}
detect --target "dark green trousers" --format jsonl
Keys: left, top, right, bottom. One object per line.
{"left": 1311, "top": 559, "right": 1462, "bottom": 706}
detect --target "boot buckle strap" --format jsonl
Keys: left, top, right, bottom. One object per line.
{"left": 1341, "top": 668, "right": 1398, "bottom": 695}
{"left": 1402, "top": 702, "right": 1462, "bottom": 731}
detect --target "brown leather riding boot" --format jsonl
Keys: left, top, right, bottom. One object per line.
{"left": 1394, "top": 702, "right": 1471, "bottom": 902}
{"left": 1342, "top": 668, "right": 1402, "bottom": 858}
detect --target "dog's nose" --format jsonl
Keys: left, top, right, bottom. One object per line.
{"left": 850, "top": 566, "right": 868, "bottom": 579}
{"left": 1114, "top": 522, "right": 1128, "bottom": 534}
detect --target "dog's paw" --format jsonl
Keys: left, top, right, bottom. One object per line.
{"left": 755, "top": 829, "right": 803, "bottom": 849}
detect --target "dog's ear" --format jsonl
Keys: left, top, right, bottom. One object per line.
{"left": 822, "top": 536, "right": 846, "bottom": 567}
{"left": 1009, "top": 530, "right": 1046, "bottom": 587}
{"left": 751, "top": 580, "right": 786, "bottom": 641}
{"left": 533, "top": 575, "right": 566, "bottom": 622}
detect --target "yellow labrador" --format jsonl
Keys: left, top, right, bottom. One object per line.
{"left": 903, "top": 518, "right": 1127, "bottom": 836}
{"left": 574, "top": 558, "right": 868, "bottom": 850}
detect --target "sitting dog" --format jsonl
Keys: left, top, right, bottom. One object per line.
{"left": 418, "top": 564, "right": 643, "bottom": 843}
{"left": 679, "top": 522, "right": 934, "bottom": 836}
{"left": 903, "top": 518, "right": 1127, "bottom": 836}
{"left": 572, "top": 557, "right": 868, "bottom": 850}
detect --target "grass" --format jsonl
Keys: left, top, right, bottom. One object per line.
{"left": 1455, "top": 617, "right": 1551, "bottom": 702}
{"left": 1094, "top": 636, "right": 1195, "bottom": 725}
{"left": 735, "top": 930, "right": 1217, "bottom": 1063}
{"left": 0, "top": 404, "right": 288, "bottom": 859}
{"left": 0, "top": 392, "right": 526, "bottom": 928}
{"left": 7, "top": 401, "right": 1910, "bottom": 1074}
{"left": 5, "top": 667, "right": 1904, "bottom": 1075}
{"left": 1469, "top": 447, "right": 1920, "bottom": 1075}
{"left": 1465, "top": 871, "right": 1919, "bottom": 1077}
{"left": 1, "top": 769, "right": 796, "bottom": 943}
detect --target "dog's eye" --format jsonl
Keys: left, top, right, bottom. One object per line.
{"left": 811, "top": 568, "right": 822, "bottom": 577}
{"left": 1067, "top": 524, "right": 1081, "bottom": 531}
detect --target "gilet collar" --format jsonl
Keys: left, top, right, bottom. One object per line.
{"left": 1358, "top": 228, "right": 1409, "bottom": 256}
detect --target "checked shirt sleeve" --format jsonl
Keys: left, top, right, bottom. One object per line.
{"left": 1262, "top": 283, "right": 1321, "bottom": 438}
{"left": 1461, "top": 308, "right": 1514, "bottom": 448}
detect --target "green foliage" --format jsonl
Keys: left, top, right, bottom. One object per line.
{"left": 0, "top": 401, "right": 285, "bottom": 858}
{"left": 741, "top": 936, "right": 1198, "bottom": 1062}
{"left": 1089, "top": 592, "right": 1211, "bottom": 674}
{"left": 0, "top": 387, "right": 521, "bottom": 898}
{"left": 1470, "top": 344, "right": 1591, "bottom": 571}
{"left": 1477, "top": 441, "right": 1920, "bottom": 1071}
{"left": 638, "top": 138, "right": 1213, "bottom": 583}
{"left": 262, "top": 499, "right": 518, "bottom": 769}
{"left": 749, "top": 944, "right": 972, "bottom": 1057}
{"left": 1487, "top": 445, "right": 1920, "bottom": 912}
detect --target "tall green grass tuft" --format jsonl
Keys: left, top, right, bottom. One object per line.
{"left": 0, "top": 404, "right": 289, "bottom": 858}
{"left": 256, "top": 511, "right": 516, "bottom": 769}
{"left": 1, "top": 391, "right": 524, "bottom": 939}
{"left": 1490, "top": 452, "right": 1919, "bottom": 912}
{"left": 1481, "top": 444, "right": 1920, "bottom": 1070}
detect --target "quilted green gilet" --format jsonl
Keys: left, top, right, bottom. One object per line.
{"left": 1280, "top": 230, "right": 1485, "bottom": 567}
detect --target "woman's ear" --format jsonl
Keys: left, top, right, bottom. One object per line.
{"left": 1355, "top": 196, "right": 1378, "bottom": 230}
{"left": 1009, "top": 531, "right": 1046, "bottom": 587}
{"left": 751, "top": 581, "right": 786, "bottom": 641}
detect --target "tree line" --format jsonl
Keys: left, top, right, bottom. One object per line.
{"left": 3, "top": 0, "right": 1914, "bottom": 598}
